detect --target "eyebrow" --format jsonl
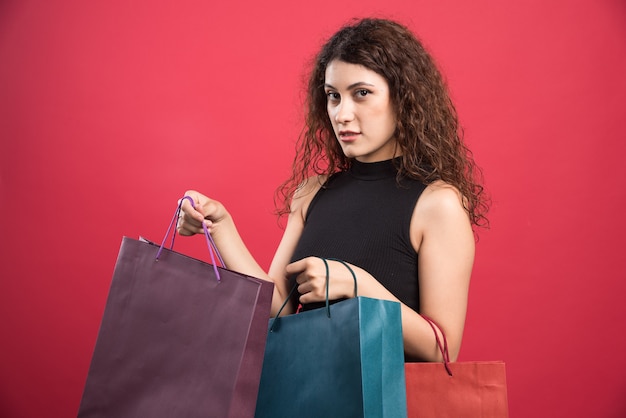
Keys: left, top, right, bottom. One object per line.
{"left": 324, "top": 81, "right": 376, "bottom": 90}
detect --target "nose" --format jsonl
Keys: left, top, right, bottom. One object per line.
{"left": 334, "top": 99, "right": 355, "bottom": 124}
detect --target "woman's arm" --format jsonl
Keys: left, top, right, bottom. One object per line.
{"left": 178, "top": 179, "right": 323, "bottom": 316}
{"left": 286, "top": 181, "right": 474, "bottom": 361}
{"left": 409, "top": 182, "right": 474, "bottom": 361}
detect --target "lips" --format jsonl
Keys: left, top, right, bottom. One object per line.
{"left": 338, "top": 130, "right": 360, "bottom": 141}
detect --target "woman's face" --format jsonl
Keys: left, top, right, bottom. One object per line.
{"left": 324, "top": 60, "right": 398, "bottom": 163}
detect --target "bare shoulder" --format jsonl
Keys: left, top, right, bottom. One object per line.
{"left": 411, "top": 180, "right": 473, "bottom": 248}
{"left": 417, "top": 181, "right": 466, "bottom": 216}
{"left": 290, "top": 174, "right": 327, "bottom": 221}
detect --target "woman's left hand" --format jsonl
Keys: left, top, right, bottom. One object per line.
{"left": 285, "top": 257, "right": 357, "bottom": 305}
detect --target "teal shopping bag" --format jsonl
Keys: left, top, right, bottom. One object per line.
{"left": 254, "top": 295, "right": 407, "bottom": 418}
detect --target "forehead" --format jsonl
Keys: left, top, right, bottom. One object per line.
{"left": 324, "top": 60, "right": 388, "bottom": 88}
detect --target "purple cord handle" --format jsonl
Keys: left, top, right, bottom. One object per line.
{"left": 155, "top": 196, "right": 225, "bottom": 282}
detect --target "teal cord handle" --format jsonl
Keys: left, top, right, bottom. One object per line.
{"left": 271, "top": 257, "right": 329, "bottom": 326}
{"left": 270, "top": 257, "right": 358, "bottom": 331}
{"left": 327, "top": 258, "right": 358, "bottom": 297}
{"left": 272, "top": 282, "right": 300, "bottom": 324}
{"left": 321, "top": 257, "right": 330, "bottom": 317}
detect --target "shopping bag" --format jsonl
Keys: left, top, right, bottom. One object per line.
{"left": 405, "top": 316, "right": 509, "bottom": 418}
{"left": 77, "top": 197, "right": 274, "bottom": 418}
{"left": 254, "top": 258, "right": 407, "bottom": 418}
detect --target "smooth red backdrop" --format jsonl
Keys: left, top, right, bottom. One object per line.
{"left": 1, "top": 0, "right": 625, "bottom": 417}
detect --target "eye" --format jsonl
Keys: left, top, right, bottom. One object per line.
{"left": 355, "top": 89, "right": 371, "bottom": 98}
{"left": 326, "top": 91, "right": 340, "bottom": 102}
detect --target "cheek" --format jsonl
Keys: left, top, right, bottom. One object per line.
{"left": 326, "top": 105, "right": 334, "bottom": 121}
{"left": 327, "top": 109, "right": 339, "bottom": 128}
{"left": 325, "top": 111, "right": 338, "bottom": 135}
{"left": 371, "top": 107, "right": 395, "bottom": 131}
{"left": 382, "top": 108, "right": 397, "bottom": 132}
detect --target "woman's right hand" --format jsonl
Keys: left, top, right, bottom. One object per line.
{"left": 177, "top": 190, "right": 229, "bottom": 236}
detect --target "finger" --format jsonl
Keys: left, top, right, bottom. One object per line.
{"left": 285, "top": 258, "right": 307, "bottom": 276}
{"left": 299, "top": 285, "right": 325, "bottom": 304}
{"left": 177, "top": 216, "right": 204, "bottom": 236}
{"left": 299, "top": 293, "right": 310, "bottom": 304}
{"left": 177, "top": 205, "right": 208, "bottom": 236}
{"left": 177, "top": 206, "right": 199, "bottom": 228}
{"left": 177, "top": 225, "right": 196, "bottom": 236}
{"left": 296, "top": 280, "right": 310, "bottom": 295}
{"left": 294, "top": 270, "right": 311, "bottom": 285}
{"left": 181, "top": 192, "right": 206, "bottom": 223}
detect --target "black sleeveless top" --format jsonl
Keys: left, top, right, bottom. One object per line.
{"left": 290, "top": 158, "right": 427, "bottom": 312}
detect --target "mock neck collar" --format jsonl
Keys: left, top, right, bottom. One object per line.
{"left": 348, "top": 158, "right": 400, "bottom": 180}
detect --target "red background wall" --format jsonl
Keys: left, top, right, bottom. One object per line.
{"left": 1, "top": 0, "right": 625, "bottom": 417}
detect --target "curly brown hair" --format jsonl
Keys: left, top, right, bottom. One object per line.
{"left": 276, "top": 17, "right": 489, "bottom": 228}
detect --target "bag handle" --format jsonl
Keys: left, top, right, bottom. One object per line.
{"left": 155, "top": 196, "right": 224, "bottom": 282}
{"left": 420, "top": 314, "right": 453, "bottom": 376}
{"left": 327, "top": 258, "right": 358, "bottom": 298}
{"left": 270, "top": 257, "right": 358, "bottom": 330}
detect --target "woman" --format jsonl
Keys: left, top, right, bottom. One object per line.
{"left": 178, "top": 18, "right": 488, "bottom": 362}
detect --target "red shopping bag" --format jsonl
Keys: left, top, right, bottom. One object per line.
{"left": 405, "top": 316, "right": 509, "bottom": 418}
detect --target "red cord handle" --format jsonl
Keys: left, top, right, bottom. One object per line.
{"left": 420, "top": 314, "right": 453, "bottom": 376}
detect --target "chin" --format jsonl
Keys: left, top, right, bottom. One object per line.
{"left": 339, "top": 148, "right": 356, "bottom": 159}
